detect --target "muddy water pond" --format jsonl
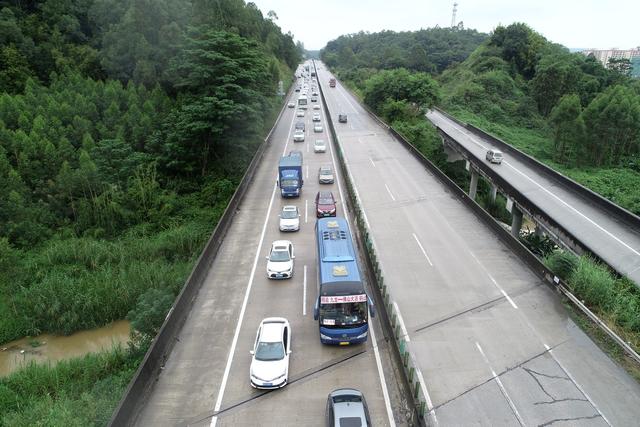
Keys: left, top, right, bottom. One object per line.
{"left": 0, "top": 320, "right": 130, "bottom": 377}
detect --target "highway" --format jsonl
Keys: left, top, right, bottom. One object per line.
{"left": 316, "top": 61, "right": 640, "bottom": 426}
{"left": 133, "top": 71, "right": 409, "bottom": 426}
{"left": 427, "top": 109, "right": 640, "bottom": 286}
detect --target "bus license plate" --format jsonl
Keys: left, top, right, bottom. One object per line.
{"left": 339, "top": 342, "right": 349, "bottom": 346}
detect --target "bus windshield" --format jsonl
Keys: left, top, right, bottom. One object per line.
{"left": 320, "top": 301, "right": 367, "bottom": 327}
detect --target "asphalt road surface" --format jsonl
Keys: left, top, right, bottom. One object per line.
{"left": 316, "top": 61, "right": 640, "bottom": 426}
{"left": 134, "top": 75, "right": 410, "bottom": 426}
{"left": 427, "top": 109, "right": 640, "bottom": 287}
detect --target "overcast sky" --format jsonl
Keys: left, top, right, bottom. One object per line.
{"left": 251, "top": 0, "right": 639, "bottom": 51}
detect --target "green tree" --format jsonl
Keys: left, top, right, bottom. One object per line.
{"left": 163, "top": 28, "right": 272, "bottom": 176}
{"left": 549, "top": 94, "right": 585, "bottom": 164}
{"left": 582, "top": 85, "right": 640, "bottom": 165}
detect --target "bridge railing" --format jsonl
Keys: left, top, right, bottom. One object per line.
{"left": 108, "top": 88, "right": 292, "bottom": 426}
{"left": 433, "top": 107, "right": 640, "bottom": 228}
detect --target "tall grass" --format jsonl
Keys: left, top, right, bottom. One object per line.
{"left": 0, "top": 214, "right": 212, "bottom": 344}
{"left": 0, "top": 345, "right": 141, "bottom": 426}
{"left": 545, "top": 251, "right": 640, "bottom": 349}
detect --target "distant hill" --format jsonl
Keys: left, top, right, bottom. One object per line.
{"left": 321, "top": 28, "right": 488, "bottom": 74}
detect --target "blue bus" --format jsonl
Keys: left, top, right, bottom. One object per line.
{"left": 314, "top": 218, "right": 375, "bottom": 345}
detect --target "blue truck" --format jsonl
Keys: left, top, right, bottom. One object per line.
{"left": 278, "top": 155, "right": 303, "bottom": 197}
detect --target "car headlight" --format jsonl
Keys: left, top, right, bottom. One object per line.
{"left": 356, "top": 331, "right": 368, "bottom": 339}
{"left": 320, "top": 334, "right": 332, "bottom": 340}
{"left": 329, "top": 208, "right": 336, "bottom": 213}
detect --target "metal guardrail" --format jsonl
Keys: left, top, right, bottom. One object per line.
{"left": 108, "top": 88, "right": 292, "bottom": 426}
{"left": 321, "top": 65, "right": 640, "bottom": 378}
{"left": 433, "top": 107, "right": 640, "bottom": 230}
{"left": 315, "top": 61, "right": 428, "bottom": 425}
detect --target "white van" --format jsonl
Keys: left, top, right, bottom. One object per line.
{"left": 486, "top": 149, "right": 503, "bottom": 164}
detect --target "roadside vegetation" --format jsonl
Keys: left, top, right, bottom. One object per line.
{"left": 320, "top": 23, "right": 640, "bottom": 368}
{"left": 0, "top": 0, "right": 301, "bottom": 424}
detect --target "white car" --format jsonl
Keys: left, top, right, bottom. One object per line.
{"left": 312, "top": 113, "right": 321, "bottom": 122}
{"left": 279, "top": 205, "right": 300, "bottom": 231}
{"left": 266, "top": 240, "right": 295, "bottom": 279}
{"left": 314, "top": 124, "right": 323, "bottom": 133}
{"left": 313, "top": 105, "right": 321, "bottom": 110}
{"left": 293, "top": 130, "right": 305, "bottom": 142}
{"left": 287, "top": 102, "right": 295, "bottom": 108}
{"left": 314, "top": 139, "right": 327, "bottom": 153}
{"left": 250, "top": 318, "right": 291, "bottom": 389}
{"left": 296, "top": 110, "right": 305, "bottom": 117}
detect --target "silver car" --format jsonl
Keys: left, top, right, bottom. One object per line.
{"left": 314, "top": 124, "right": 323, "bottom": 133}
{"left": 318, "top": 165, "right": 334, "bottom": 184}
{"left": 325, "top": 389, "right": 371, "bottom": 427}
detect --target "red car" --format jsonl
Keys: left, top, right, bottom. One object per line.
{"left": 315, "top": 191, "right": 337, "bottom": 218}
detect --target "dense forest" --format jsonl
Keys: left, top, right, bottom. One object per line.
{"left": 321, "top": 24, "right": 640, "bottom": 214}
{"left": 0, "top": 0, "right": 300, "bottom": 424}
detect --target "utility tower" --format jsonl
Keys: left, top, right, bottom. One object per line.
{"left": 451, "top": 2, "right": 458, "bottom": 28}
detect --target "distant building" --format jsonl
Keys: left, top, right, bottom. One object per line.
{"left": 581, "top": 48, "right": 640, "bottom": 76}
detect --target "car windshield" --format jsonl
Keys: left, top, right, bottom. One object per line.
{"left": 281, "top": 179, "right": 298, "bottom": 187}
{"left": 255, "top": 341, "right": 285, "bottom": 361}
{"left": 319, "top": 197, "right": 334, "bottom": 205}
{"left": 321, "top": 168, "right": 331, "bottom": 174}
{"left": 320, "top": 301, "right": 367, "bottom": 327}
{"left": 315, "top": 141, "right": 324, "bottom": 146}
{"left": 281, "top": 210, "right": 297, "bottom": 219}
{"left": 270, "top": 250, "right": 290, "bottom": 262}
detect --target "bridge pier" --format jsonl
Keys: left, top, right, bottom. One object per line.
{"left": 511, "top": 207, "right": 523, "bottom": 239}
{"left": 490, "top": 184, "right": 498, "bottom": 203}
{"left": 469, "top": 169, "right": 479, "bottom": 200}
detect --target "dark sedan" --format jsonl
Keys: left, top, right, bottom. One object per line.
{"left": 315, "top": 190, "right": 336, "bottom": 218}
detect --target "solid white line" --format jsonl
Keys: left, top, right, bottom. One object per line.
{"left": 303, "top": 265, "right": 307, "bottom": 316}
{"left": 393, "top": 302, "right": 411, "bottom": 341}
{"left": 384, "top": 183, "right": 396, "bottom": 201}
{"left": 210, "top": 99, "right": 296, "bottom": 427}
{"left": 412, "top": 233, "right": 433, "bottom": 266}
{"left": 327, "top": 103, "right": 397, "bottom": 426}
{"left": 502, "top": 159, "right": 640, "bottom": 258}
{"left": 475, "top": 342, "right": 526, "bottom": 427}
{"left": 549, "top": 348, "right": 612, "bottom": 426}
{"left": 437, "top": 112, "right": 639, "bottom": 259}
{"left": 305, "top": 199, "right": 308, "bottom": 223}
{"left": 210, "top": 180, "right": 278, "bottom": 427}
{"left": 368, "top": 308, "right": 396, "bottom": 427}
{"left": 369, "top": 157, "right": 376, "bottom": 167}
{"left": 327, "top": 125, "right": 349, "bottom": 223}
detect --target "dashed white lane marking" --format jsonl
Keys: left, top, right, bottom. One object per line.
{"left": 468, "top": 250, "right": 517, "bottom": 309}
{"left": 210, "top": 100, "right": 297, "bottom": 427}
{"left": 476, "top": 342, "right": 526, "bottom": 427}
{"left": 412, "top": 233, "right": 434, "bottom": 266}
{"left": 384, "top": 183, "right": 396, "bottom": 201}
{"left": 305, "top": 199, "right": 308, "bottom": 223}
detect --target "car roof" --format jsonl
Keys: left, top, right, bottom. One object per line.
{"left": 259, "top": 318, "right": 287, "bottom": 342}
{"left": 330, "top": 389, "right": 367, "bottom": 424}
{"left": 272, "top": 239, "right": 292, "bottom": 248}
